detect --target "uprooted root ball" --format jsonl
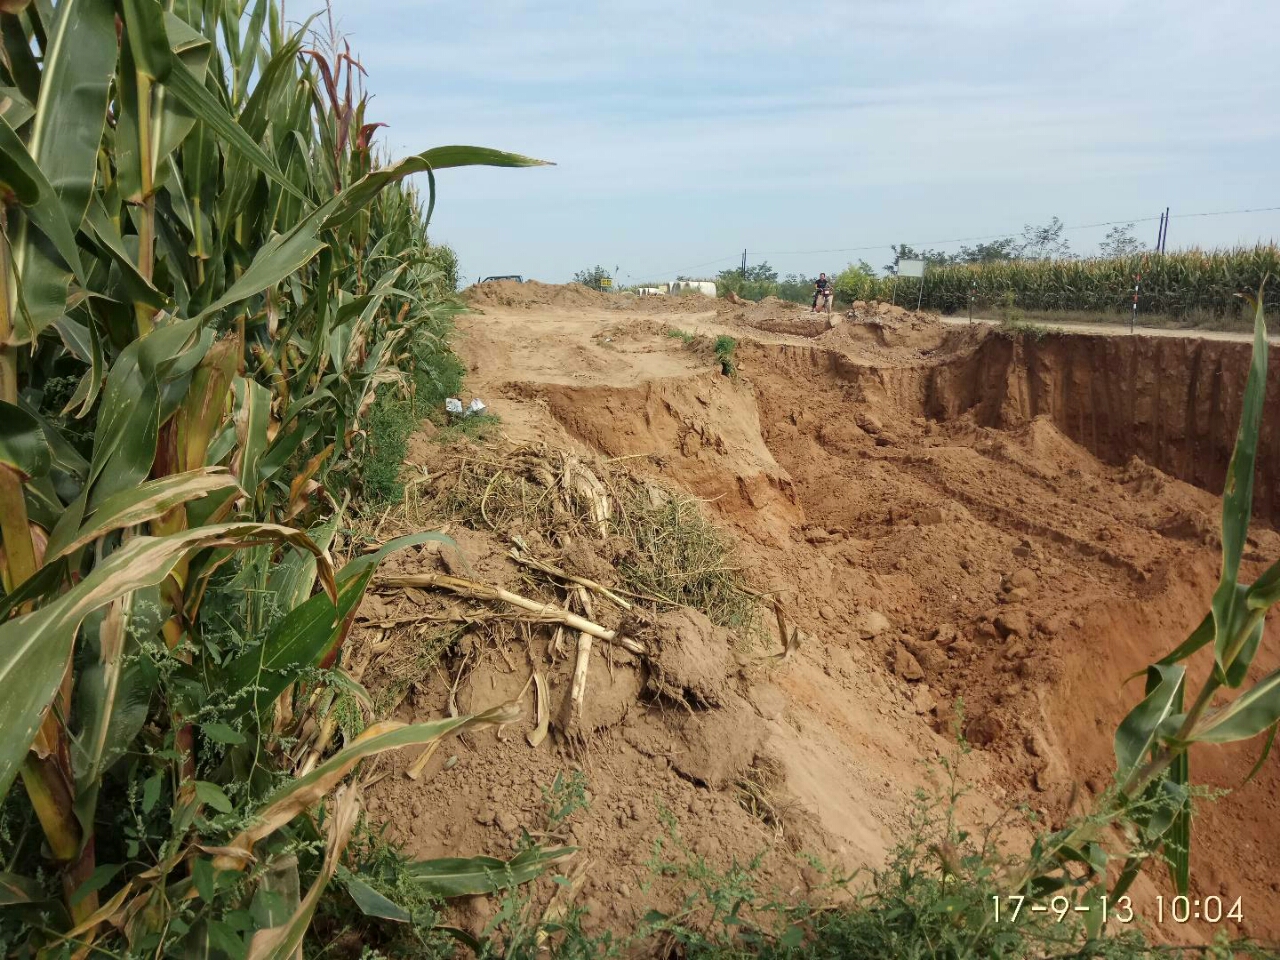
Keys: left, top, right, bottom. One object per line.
{"left": 435, "top": 442, "right": 764, "bottom": 641}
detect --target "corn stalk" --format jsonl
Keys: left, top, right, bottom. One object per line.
{"left": 0, "top": 0, "right": 552, "bottom": 951}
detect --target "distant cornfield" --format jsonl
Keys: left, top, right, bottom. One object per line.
{"left": 861, "top": 245, "right": 1280, "bottom": 317}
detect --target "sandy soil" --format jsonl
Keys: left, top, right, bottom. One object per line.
{"left": 360, "top": 284, "right": 1280, "bottom": 947}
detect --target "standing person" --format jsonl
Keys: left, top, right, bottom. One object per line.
{"left": 811, "top": 273, "right": 832, "bottom": 313}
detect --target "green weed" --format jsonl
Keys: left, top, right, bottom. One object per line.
{"left": 714, "top": 335, "right": 738, "bottom": 377}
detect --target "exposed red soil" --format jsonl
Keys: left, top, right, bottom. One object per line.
{"left": 359, "top": 286, "right": 1280, "bottom": 946}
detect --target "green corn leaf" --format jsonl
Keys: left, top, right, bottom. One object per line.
{"left": 266, "top": 514, "right": 340, "bottom": 614}
{"left": 1114, "top": 664, "right": 1185, "bottom": 779}
{"left": 192, "top": 222, "right": 327, "bottom": 323}
{"left": 1192, "top": 667, "right": 1280, "bottom": 744}
{"left": 1243, "top": 721, "right": 1279, "bottom": 784}
{"left": 405, "top": 846, "right": 577, "bottom": 898}
{"left": 7, "top": 0, "right": 115, "bottom": 343}
{"left": 120, "top": 0, "right": 174, "bottom": 82}
{"left": 232, "top": 0, "right": 269, "bottom": 107}
{"left": 230, "top": 377, "right": 272, "bottom": 499}
{"left": 45, "top": 320, "right": 208, "bottom": 557}
{"left": 83, "top": 197, "right": 172, "bottom": 310}
{"left": 0, "top": 871, "right": 48, "bottom": 906}
{"left": 0, "top": 400, "right": 51, "bottom": 481}
{"left": 339, "top": 869, "right": 410, "bottom": 923}
{"left": 164, "top": 59, "right": 307, "bottom": 202}
{"left": 321, "top": 146, "right": 551, "bottom": 232}
{"left": 1246, "top": 558, "right": 1280, "bottom": 611}
{"left": 1154, "top": 611, "right": 1214, "bottom": 668}
{"left": 1166, "top": 736, "right": 1191, "bottom": 895}
{"left": 1211, "top": 293, "right": 1269, "bottom": 680}
{"left": 71, "top": 589, "right": 163, "bottom": 843}
{"left": 48, "top": 468, "right": 241, "bottom": 561}
{"left": 0, "top": 522, "right": 329, "bottom": 803}
{"left": 0, "top": 116, "right": 40, "bottom": 203}
{"left": 229, "top": 706, "right": 518, "bottom": 854}
{"left": 0, "top": 84, "right": 36, "bottom": 128}
{"left": 218, "top": 532, "right": 448, "bottom": 720}
{"left": 0, "top": 560, "right": 67, "bottom": 622}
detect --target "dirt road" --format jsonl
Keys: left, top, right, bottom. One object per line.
{"left": 370, "top": 282, "right": 1280, "bottom": 942}
{"left": 954, "top": 314, "right": 1280, "bottom": 344}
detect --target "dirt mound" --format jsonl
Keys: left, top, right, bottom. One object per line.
{"left": 355, "top": 502, "right": 827, "bottom": 940}
{"left": 464, "top": 279, "right": 617, "bottom": 310}
{"left": 846, "top": 298, "right": 917, "bottom": 324}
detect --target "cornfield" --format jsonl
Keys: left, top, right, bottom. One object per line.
{"left": 0, "top": 0, "right": 549, "bottom": 954}
{"left": 841, "top": 245, "right": 1280, "bottom": 318}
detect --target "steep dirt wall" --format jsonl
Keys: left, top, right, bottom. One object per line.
{"left": 738, "top": 332, "right": 1280, "bottom": 523}
{"left": 965, "top": 334, "right": 1280, "bottom": 524}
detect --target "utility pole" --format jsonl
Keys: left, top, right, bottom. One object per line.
{"left": 1153, "top": 207, "right": 1170, "bottom": 254}
{"left": 741, "top": 249, "right": 747, "bottom": 278}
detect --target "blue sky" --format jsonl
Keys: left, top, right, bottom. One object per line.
{"left": 294, "top": 0, "right": 1280, "bottom": 284}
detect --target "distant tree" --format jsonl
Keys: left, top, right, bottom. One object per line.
{"left": 1015, "top": 217, "right": 1072, "bottom": 260}
{"left": 1098, "top": 223, "right": 1143, "bottom": 258}
{"left": 776, "top": 273, "right": 815, "bottom": 303}
{"left": 716, "top": 261, "right": 778, "bottom": 285}
{"left": 572, "top": 265, "right": 611, "bottom": 289}
{"left": 715, "top": 261, "right": 781, "bottom": 300}
{"left": 956, "top": 238, "right": 1016, "bottom": 263}
{"left": 885, "top": 244, "right": 953, "bottom": 274}
{"left": 833, "top": 261, "right": 878, "bottom": 302}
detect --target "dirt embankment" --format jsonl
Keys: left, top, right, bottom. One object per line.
{"left": 370, "top": 285, "right": 1280, "bottom": 944}
{"left": 962, "top": 334, "right": 1280, "bottom": 524}
{"left": 747, "top": 331, "right": 1280, "bottom": 522}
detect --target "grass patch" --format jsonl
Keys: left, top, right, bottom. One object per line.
{"left": 361, "top": 319, "right": 467, "bottom": 505}
{"left": 983, "top": 304, "right": 1271, "bottom": 335}
{"left": 436, "top": 410, "right": 502, "bottom": 443}
{"left": 995, "top": 313, "right": 1051, "bottom": 341}
{"left": 666, "top": 327, "right": 739, "bottom": 378}
{"left": 713, "top": 334, "right": 738, "bottom": 376}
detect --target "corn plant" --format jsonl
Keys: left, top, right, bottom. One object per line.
{"left": 0, "top": 0, "right": 561, "bottom": 953}
{"left": 851, "top": 245, "right": 1280, "bottom": 318}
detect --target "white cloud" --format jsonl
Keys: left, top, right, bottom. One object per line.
{"left": 292, "top": 0, "right": 1280, "bottom": 278}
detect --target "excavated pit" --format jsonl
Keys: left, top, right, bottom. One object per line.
{"left": 522, "top": 321, "right": 1280, "bottom": 941}
{"left": 738, "top": 331, "right": 1280, "bottom": 523}
{"left": 394, "top": 294, "right": 1280, "bottom": 944}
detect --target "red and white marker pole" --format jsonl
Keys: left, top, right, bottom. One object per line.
{"left": 1131, "top": 273, "right": 1141, "bottom": 333}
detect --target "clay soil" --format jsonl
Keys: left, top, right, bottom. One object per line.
{"left": 358, "top": 286, "right": 1280, "bottom": 948}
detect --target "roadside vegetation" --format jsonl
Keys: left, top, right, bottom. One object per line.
{"left": 895, "top": 245, "right": 1280, "bottom": 320}
{"left": 715, "top": 263, "right": 817, "bottom": 304}
{"left": 829, "top": 220, "right": 1280, "bottom": 327}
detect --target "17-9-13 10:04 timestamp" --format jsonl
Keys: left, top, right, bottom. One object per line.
{"left": 992, "top": 895, "right": 1245, "bottom": 925}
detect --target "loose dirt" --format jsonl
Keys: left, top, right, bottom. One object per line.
{"left": 360, "top": 287, "right": 1280, "bottom": 946}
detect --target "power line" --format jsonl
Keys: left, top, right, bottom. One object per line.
{"left": 621, "top": 253, "right": 740, "bottom": 283}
